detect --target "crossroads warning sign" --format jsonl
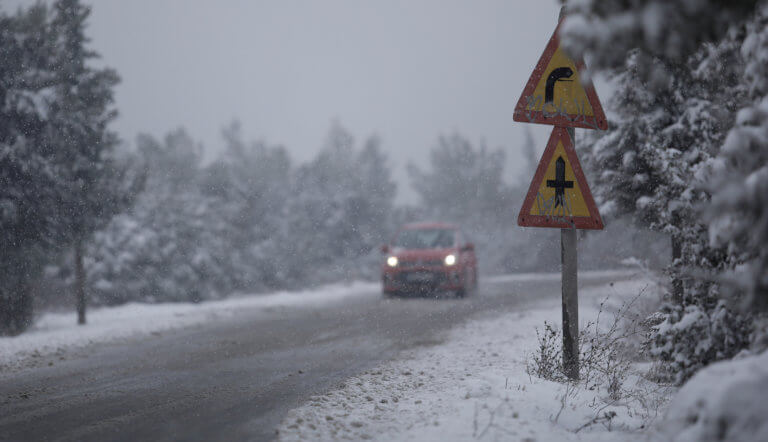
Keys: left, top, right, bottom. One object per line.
{"left": 518, "top": 127, "right": 603, "bottom": 229}
{"left": 513, "top": 19, "right": 607, "bottom": 130}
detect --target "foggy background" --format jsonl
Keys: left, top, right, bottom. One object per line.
{"left": 10, "top": 0, "right": 564, "bottom": 200}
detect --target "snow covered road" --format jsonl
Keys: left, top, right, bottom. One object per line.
{"left": 0, "top": 270, "right": 640, "bottom": 441}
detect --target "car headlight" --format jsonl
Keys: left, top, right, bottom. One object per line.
{"left": 444, "top": 254, "right": 456, "bottom": 266}
{"left": 386, "top": 256, "right": 398, "bottom": 267}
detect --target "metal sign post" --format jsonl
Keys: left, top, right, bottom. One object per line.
{"left": 514, "top": 13, "right": 607, "bottom": 381}
{"left": 561, "top": 128, "right": 579, "bottom": 380}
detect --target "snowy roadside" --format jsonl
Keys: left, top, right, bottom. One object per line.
{"left": 485, "top": 269, "right": 636, "bottom": 284}
{"left": 0, "top": 270, "right": 634, "bottom": 373}
{"left": 658, "top": 349, "right": 768, "bottom": 442}
{"left": 277, "top": 273, "right": 671, "bottom": 441}
{"left": 0, "top": 281, "right": 378, "bottom": 372}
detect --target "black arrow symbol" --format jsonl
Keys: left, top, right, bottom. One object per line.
{"left": 545, "top": 67, "right": 573, "bottom": 104}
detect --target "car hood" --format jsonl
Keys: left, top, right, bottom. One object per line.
{"left": 390, "top": 248, "right": 457, "bottom": 261}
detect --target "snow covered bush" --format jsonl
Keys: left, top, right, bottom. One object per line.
{"left": 527, "top": 296, "right": 644, "bottom": 397}
{"left": 579, "top": 300, "right": 640, "bottom": 400}
{"left": 648, "top": 300, "right": 751, "bottom": 384}
{"left": 527, "top": 321, "right": 563, "bottom": 382}
{"left": 525, "top": 289, "right": 677, "bottom": 432}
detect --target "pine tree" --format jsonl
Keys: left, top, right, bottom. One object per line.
{"left": 579, "top": 38, "right": 744, "bottom": 300}
{"left": 354, "top": 134, "right": 397, "bottom": 252}
{"left": 45, "top": 0, "right": 128, "bottom": 324}
{"left": 0, "top": 4, "right": 71, "bottom": 334}
{"left": 202, "top": 121, "right": 294, "bottom": 290}
{"left": 87, "top": 129, "right": 223, "bottom": 304}
{"left": 561, "top": 0, "right": 756, "bottom": 76}
{"left": 287, "top": 122, "right": 396, "bottom": 282}
{"left": 707, "top": 3, "right": 768, "bottom": 312}
{"left": 562, "top": 0, "right": 765, "bottom": 381}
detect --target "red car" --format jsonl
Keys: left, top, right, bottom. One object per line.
{"left": 381, "top": 222, "right": 478, "bottom": 297}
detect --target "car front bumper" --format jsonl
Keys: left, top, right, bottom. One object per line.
{"left": 382, "top": 267, "right": 463, "bottom": 293}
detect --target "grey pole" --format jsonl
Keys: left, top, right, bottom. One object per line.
{"left": 562, "top": 127, "right": 579, "bottom": 380}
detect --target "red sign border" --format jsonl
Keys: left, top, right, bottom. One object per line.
{"left": 513, "top": 19, "right": 608, "bottom": 131}
{"left": 517, "top": 127, "right": 604, "bottom": 230}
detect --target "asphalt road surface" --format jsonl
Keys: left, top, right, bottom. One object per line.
{"left": 0, "top": 272, "right": 627, "bottom": 442}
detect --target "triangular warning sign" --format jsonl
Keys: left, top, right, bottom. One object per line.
{"left": 513, "top": 19, "right": 607, "bottom": 130}
{"left": 518, "top": 127, "right": 603, "bottom": 229}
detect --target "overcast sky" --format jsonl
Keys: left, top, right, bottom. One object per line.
{"left": 13, "top": 1, "right": 576, "bottom": 201}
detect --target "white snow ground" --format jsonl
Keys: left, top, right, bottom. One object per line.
{"left": 659, "top": 349, "right": 768, "bottom": 442}
{"left": 277, "top": 273, "right": 672, "bottom": 441}
{"left": 0, "top": 281, "right": 379, "bottom": 371}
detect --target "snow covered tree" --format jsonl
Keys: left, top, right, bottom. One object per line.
{"left": 87, "top": 129, "right": 228, "bottom": 304}
{"left": 44, "top": 0, "right": 128, "bottom": 324}
{"left": 0, "top": 4, "right": 60, "bottom": 334}
{"left": 87, "top": 122, "right": 395, "bottom": 301}
{"left": 706, "top": 3, "right": 768, "bottom": 315}
{"left": 560, "top": 0, "right": 768, "bottom": 381}
{"left": 287, "top": 122, "right": 396, "bottom": 283}
{"left": 579, "top": 36, "right": 744, "bottom": 297}
{"left": 354, "top": 134, "right": 398, "bottom": 250}
{"left": 200, "top": 121, "right": 294, "bottom": 290}
{"left": 0, "top": 2, "right": 127, "bottom": 332}
{"left": 560, "top": 0, "right": 756, "bottom": 79}
{"left": 408, "top": 133, "right": 510, "bottom": 224}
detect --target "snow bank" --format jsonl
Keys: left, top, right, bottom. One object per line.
{"left": 486, "top": 268, "right": 635, "bottom": 284}
{"left": 0, "top": 281, "right": 378, "bottom": 371}
{"left": 277, "top": 274, "right": 666, "bottom": 441}
{"left": 659, "top": 351, "right": 768, "bottom": 442}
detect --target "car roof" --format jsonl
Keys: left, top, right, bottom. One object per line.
{"left": 401, "top": 222, "right": 459, "bottom": 230}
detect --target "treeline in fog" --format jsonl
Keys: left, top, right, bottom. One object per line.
{"left": 41, "top": 123, "right": 521, "bottom": 309}
{"left": 83, "top": 122, "right": 397, "bottom": 304}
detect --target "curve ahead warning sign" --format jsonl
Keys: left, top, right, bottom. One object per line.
{"left": 518, "top": 127, "right": 603, "bottom": 230}
{"left": 513, "top": 19, "right": 607, "bottom": 131}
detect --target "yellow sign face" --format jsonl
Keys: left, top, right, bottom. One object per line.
{"left": 513, "top": 19, "right": 607, "bottom": 130}
{"left": 530, "top": 139, "right": 590, "bottom": 218}
{"left": 518, "top": 127, "right": 603, "bottom": 229}
{"left": 528, "top": 46, "right": 595, "bottom": 118}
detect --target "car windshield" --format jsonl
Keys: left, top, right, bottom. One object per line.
{"left": 394, "top": 228, "right": 455, "bottom": 249}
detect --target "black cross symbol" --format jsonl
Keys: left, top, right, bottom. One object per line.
{"left": 546, "top": 156, "right": 573, "bottom": 208}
